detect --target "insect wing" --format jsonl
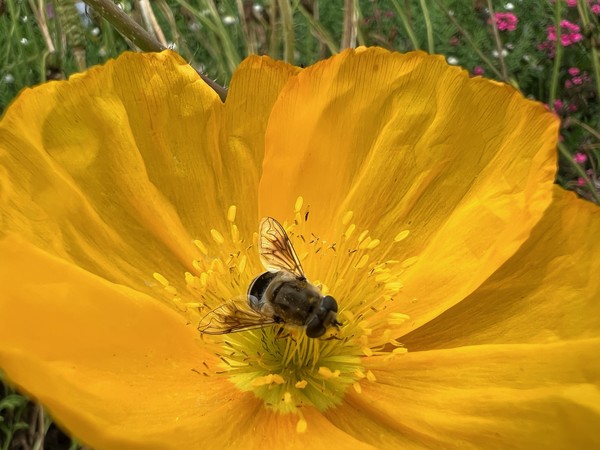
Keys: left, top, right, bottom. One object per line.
{"left": 198, "top": 298, "right": 277, "bottom": 335}
{"left": 259, "top": 217, "right": 305, "bottom": 278}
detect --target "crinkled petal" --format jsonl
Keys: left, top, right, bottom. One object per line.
{"left": 225, "top": 55, "right": 301, "bottom": 237}
{"left": 258, "top": 48, "right": 557, "bottom": 332}
{"left": 328, "top": 341, "right": 600, "bottom": 448}
{"left": 402, "top": 186, "right": 600, "bottom": 349}
{"left": 0, "top": 51, "right": 296, "bottom": 300}
{"left": 0, "top": 237, "right": 376, "bottom": 448}
{"left": 0, "top": 236, "right": 222, "bottom": 448}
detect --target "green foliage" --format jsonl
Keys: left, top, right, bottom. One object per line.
{"left": 0, "top": 374, "right": 83, "bottom": 449}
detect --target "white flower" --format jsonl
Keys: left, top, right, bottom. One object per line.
{"left": 222, "top": 15, "right": 237, "bottom": 25}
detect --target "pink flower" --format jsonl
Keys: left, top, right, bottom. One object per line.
{"left": 577, "top": 177, "right": 587, "bottom": 186}
{"left": 566, "top": 0, "right": 577, "bottom": 6}
{"left": 560, "top": 20, "right": 580, "bottom": 32}
{"left": 567, "top": 104, "right": 578, "bottom": 112}
{"left": 547, "top": 21, "right": 583, "bottom": 47}
{"left": 491, "top": 12, "right": 518, "bottom": 32}
{"left": 553, "top": 99, "right": 564, "bottom": 111}
{"left": 568, "top": 67, "right": 580, "bottom": 76}
{"left": 592, "top": 4, "right": 600, "bottom": 15}
{"left": 472, "top": 66, "right": 485, "bottom": 76}
{"left": 574, "top": 153, "right": 588, "bottom": 164}
{"left": 572, "top": 76, "right": 583, "bottom": 85}
{"left": 565, "top": 80, "right": 573, "bottom": 88}
{"left": 561, "top": 33, "right": 583, "bottom": 46}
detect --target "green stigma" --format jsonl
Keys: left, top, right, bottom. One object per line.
{"left": 219, "top": 327, "right": 362, "bottom": 413}
{"left": 152, "top": 199, "right": 411, "bottom": 416}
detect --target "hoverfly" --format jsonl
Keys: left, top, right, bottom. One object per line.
{"left": 198, "top": 217, "right": 341, "bottom": 338}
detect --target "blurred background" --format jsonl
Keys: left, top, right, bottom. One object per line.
{"left": 1, "top": 0, "right": 599, "bottom": 198}
{"left": 0, "top": 0, "right": 599, "bottom": 447}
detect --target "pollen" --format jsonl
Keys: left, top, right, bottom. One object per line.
{"left": 152, "top": 272, "right": 170, "bottom": 287}
{"left": 296, "top": 418, "right": 308, "bottom": 434}
{"left": 210, "top": 229, "right": 225, "bottom": 245}
{"left": 394, "top": 230, "right": 410, "bottom": 242}
{"left": 342, "top": 211, "right": 353, "bottom": 225}
{"left": 227, "top": 205, "right": 237, "bottom": 222}
{"left": 149, "top": 202, "right": 412, "bottom": 416}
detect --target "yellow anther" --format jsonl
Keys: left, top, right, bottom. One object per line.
{"left": 227, "top": 205, "right": 237, "bottom": 222}
{"left": 210, "top": 229, "right": 225, "bottom": 244}
{"left": 342, "top": 211, "right": 353, "bottom": 225}
{"left": 394, "top": 230, "right": 410, "bottom": 242}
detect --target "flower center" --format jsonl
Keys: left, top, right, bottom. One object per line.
{"left": 152, "top": 199, "right": 411, "bottom": 425}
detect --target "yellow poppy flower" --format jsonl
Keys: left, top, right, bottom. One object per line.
{"left": 0, "top": 48, "right": 598, "bottom": 449}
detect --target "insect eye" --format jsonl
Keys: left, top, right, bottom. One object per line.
{"left": 321, "top": 295, "right": 338, "bottom": 313}
{"left": 305, "top": 314, "right": 325, "bottom": 338}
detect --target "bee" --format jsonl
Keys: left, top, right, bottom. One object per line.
{"left": 198, "top": 217, "right": 342, "bottom": 338}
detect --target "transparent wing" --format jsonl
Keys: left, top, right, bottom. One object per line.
{"left": 259, "top": 217, "right": 305, "bottom": 278}
{"left": 198, "top": 297, "right": 278, "bottom": 335}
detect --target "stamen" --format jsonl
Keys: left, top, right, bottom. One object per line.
{"left": 366, "top": 239, "right": 381, "bottom": 250}
{"left": 150, "top": 201, "right": 412, "bottom": 415}
{"left": 294, "top": 196, "right": 304, "bottom": 213}
{"left": 153, "top": 272, "right": 170, "bottom": 287}
{"left": 227, "top": 205, "right": 237, "bottom": 222}
{"left": 388, "top": 313, "right": 410, "bottom": 325}
{"left": 394, "top": 230, "right": 410, "bottom": 242}
{"left": 344, "top": 224, "right": 356, "bottom": 239}
{"left": 354, "top": 254, "right": 369, "bottom": 269}
{"left": 194, "top": 239, "right": 208, "bottom": 255}
{"left": 357, "top": 230, "right": 369, "bottom": 243}
{"left": 342, "top": 211, "right": 354, "bottom": 225}
{"left": 401, "top": 256, "right": 419, "bottom": 268}
{"left": 238, "top": 254, "right": 247, "bottom": 274}
{"left": 210, "top": 229, "right": 225, "bottom": 245}
{"left": 296, "top": 417, "right": 308, "bottom": 434}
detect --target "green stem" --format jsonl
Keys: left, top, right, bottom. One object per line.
{"left": 390, "top": 0, "right": 420, "bottom": 50}
{"left": 203, "top": 0, "right": 242, "bottom": 73}
{"left": 82, "top": 0, "right": 164, "bottom": 51}
{"left": 486, "top": 0, "right": 508, "bottom": 81}
{"left": 278, "top": 0, "right": 296, "bottom": 63}
{"left": 298, "top": 4, "right": 339, "bottom": 55}
{"left": 81, "top": 0, "right": 228, "bottom": 101}
{"left": 549, "top": 0, "right": 562, "bottom": 108}
{"left": 571, "top": 118, "right": 600, "bottom": 140}
{"left": 433, "top": 0, "right": 503, "bottom": 80}
{"left": 341, "top": 0, "right": 356, "bottom": 49}
{"left": 419, "top": 0, "right": 434, "bottom": 53}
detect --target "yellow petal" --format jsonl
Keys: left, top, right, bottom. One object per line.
{"left": 258, "top": 48, "right": 557, "bottom": 330}
{"left": 330, "top": 341, "right": 600, "bottom": 448}
{"left": 0, "top": 51, "right": 296, "bottom": 303}
{"left": 403, "top": 186, "right": 600, "bottom": 349}
{"left": 0, "top": 51, "right": 210, "bottom": 299}
{"left": 0, "top": 236, "right": 223, "bottom": 447}
{"left": 225, "top": 55, "right": 301, "bottom": 237}
{"left": 241, "top": 407, "right": 375, "bottom": 449}
{"left": 0, "top": 237, "right": 379, "bottom": 448}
